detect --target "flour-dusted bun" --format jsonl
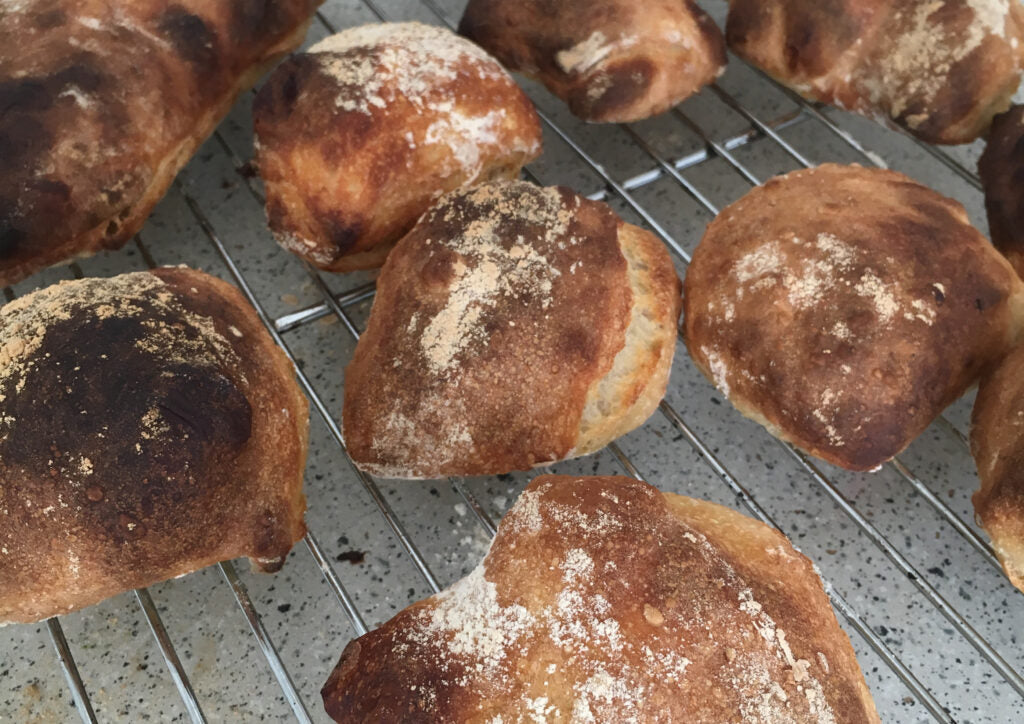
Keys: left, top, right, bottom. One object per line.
{"left": 684, "top": 164, "right": 1024, "bottom": 472}
{"left": 727, "top": 0, "right": 1024, "bottom": 144}
{"left": 0, "top": 267, "right": 309, "bottom": 624}
{"left": 458, "top": 0, "right": 726, "bottom": 123}
{"left": 0, "top": 0, "right": 320, "bottom": 288}
{"left": 971, "top": 341, "right": 1024, "bottom": 593}
{"left": 322, "top": 474, "right": 880, "bottom": 723}
{"left": 979, "top": 104, "right": 1024, "bottom": 276}
{"left": 253, "top": 22, "right": 543, "bottom": 273}
{"left": 342, "top": 180, "right": 681, "bottom": 478}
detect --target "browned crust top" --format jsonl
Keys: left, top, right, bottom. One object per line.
{"left": 253, "top": 22, "right": 542, "bottom": 271}
{"left": 322, "top": 475, "right": 878, "bottom": 723}
{"left": 0, "top": 0, "right": 320, "bottom": 286}
{"left": 684, "top": 163, "right": 1024, "bottom": 471}
{"left": 970, "top": 341, "right": 1024, "bottom": 590}
{"left": 0, "top": 267, "right": 308, "bottom": 623}
{"left": 458, "top": 0, "right": 726, "bottom": 122}
{"left": 342, "top": 180, "right": 631, "bottom": 478}
{"left": 979, "top": 104, "right": 1024, "bottom": 277}
{"left": 726, "top": 0, "right": 1024, "bottom": 144}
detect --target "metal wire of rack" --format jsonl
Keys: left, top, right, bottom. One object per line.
{"left": 3, "top": 1, "right": 1022, "bottom": 722}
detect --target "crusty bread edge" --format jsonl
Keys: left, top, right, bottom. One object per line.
{"left": 574, "top": 222, "right": 682, "bottom": 456}
{"left": 0, "top": 18, "right": 315, "bottom": 288}
{"left": 663, "top": 491, "right": 881, "bottom": 724}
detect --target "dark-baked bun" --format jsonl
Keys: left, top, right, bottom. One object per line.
{"left": 322, "top": 474, "right": 880, "bottom": 723}
{"left": 253, "top": 22, "right": 543, "bottom": 273}
{"left": 342, "top": 180, "right": 681, "bottom": 478}
{"left": 0, "top": 267, "right": 308, "bottom": 624}
{"left": 726, "top": 0, "right": 1024, "bottom": 144}
{"left": 684, "top": 164, "right": 1024, "bottom": 471}
{"left": 970, "top": 341, "right": 1024, "bottom": 593}
{"left": 458, "top": 0, "right": 726, "bottom": 123}
{"left": 0, "top": 0, "right": 320, "bottom": 287}
{"left": 979, "top": 104, "right": 1024, "bottom": 277}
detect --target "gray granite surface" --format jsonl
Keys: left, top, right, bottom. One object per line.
{"left": 2, "top": 1, "right": 1023, "bottom": 722}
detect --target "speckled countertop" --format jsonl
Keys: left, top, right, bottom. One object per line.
{"left": 2, "top": 1, "right": 1023, "bottom": 722}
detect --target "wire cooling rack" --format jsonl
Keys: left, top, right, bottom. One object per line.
{"left": 3, "top": 1, "right": 1023, "bottom": 722}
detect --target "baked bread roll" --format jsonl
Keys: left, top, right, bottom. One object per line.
{"left": 253, "top": 22, "right": 543, "bottom": 273}
{"left": 322, "top": 474, "right": 880, "bottom": 723}
{"left": 979, "top": 104, "right": 1024, "bottom": 277}
{"left": 0, "top": 267, "right": 309, "bottom": 624}
{"left": 726, "top": 0, "right": 1024, "bottom": 144}
{"left": 684, "top": 164, "right": 1024, "bottom": 472}
{"left": 0, "top": 0, "right": 320, "bottom": 288}
{"left": 342, "top": 180, "right": 681, "bottom": 478}
{"left": 458, "top": 0, "right": 726, "bottom": 123}
{"left": 970, "top": 341, "right": 1024, "bottom": 593}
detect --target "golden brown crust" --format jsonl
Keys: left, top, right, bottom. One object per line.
{"left": 321, "top": 475, "right": 879, "bottom": 723}
{"left": 970, "top": 342, "right": 1024, "bottom": 592}
{"left": 253, "top": 22, "right": 543, "bottom": 273}
{"left": 726, "top": 0, "right": 1024, "bottom": 144}
{"left": 0, "top": 267, "right": 309, "bottom": 624}
{"left": 458, "top": 0, "right": 726, "bottom": 123}
{"left": 342, "top": 180, "right": 680, "bottom": 478}
{"left": 684, "top": 164, "right": 1024, "bottom": 471}
{"left": 0, "top": 0, "right": 320, "bottom": 287}
{"left": 979, "top": 104, "right": 1024, "bottom": 277}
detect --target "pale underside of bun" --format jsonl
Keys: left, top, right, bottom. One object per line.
{"left": 575, "top": 223, "right": 681, "bottom": 457}
{"left": 321, "top": 474, "right": 879, "bottom": 723}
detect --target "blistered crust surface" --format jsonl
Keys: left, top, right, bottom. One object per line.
{"left": 322, "top": 475, "right": 879, "bottom": 723}
{"left": 684, "top": 163, "right": 1024, "bottom": 471}
{"left": 458, "top": 0, "right": 726, "bottom": 123}
{"left": 0, "top": 267, "right": 309, "bottom": 623}
{"left": 253, "top": 21, "right": 543, "bottom": 272}
{"left": 0, "top": 0, "right": 319, "bottom": 286}
{"left": 342, "top": 181, "right": 631, "bottom": 478}
{"left": 726, "top": 0, "right": 1024, "bottom": 144}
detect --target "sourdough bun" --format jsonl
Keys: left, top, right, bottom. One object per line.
{"left": 459, "top": 0, "right": 726, "bottom": 123}
{"left": 0, "top": 0, "right": 319, "bottom": 287}
{"left": 0, "top": 267, "right": 308, "bottom": 624}
{"left": 726, "top": 0, "right": 1024, "bottom": 144}
{"left": 322, "top": 474, "right": 879, "bottom": 723}
{"left": 970, "top": 341, "right": 1024, "bottom": 593}
{"left": 684, "top": 163, "right": 1024, "bottom": 471}
{"left": 253, "top": 22, "right": 543, "bottom": 273}
{"left": 979, "top": 104, "right": 1024, "bottom": 277}
{"left": 342, "top": 180, "right": 681, "bottom": 478}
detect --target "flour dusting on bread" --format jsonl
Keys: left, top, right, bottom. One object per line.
{"left": 0, "top": 272, "right": 239, "bottom": 421}
{"left": 865, "top": 0, "right": 1012, "bottom": 121}
{"left": 418, "top": 184, "right": 571, "bottom": 375}
{"left": 310, "top": 22, "right": 506, "bottom": 116}
{"left": 324, "top": 476, "right": 853, "bottom": 721}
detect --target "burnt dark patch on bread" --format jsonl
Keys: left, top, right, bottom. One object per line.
{"left": 571, "top": 57, "right": 655, "bottom": 120}
{"left": 0, "top": 268, "right": 309, "bottom": 623}
{"left": 158, "top": 6, "right": 221, "bottom": 71}
{"left": 980, "top": 105, "right": 1024, "bottom": 278}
